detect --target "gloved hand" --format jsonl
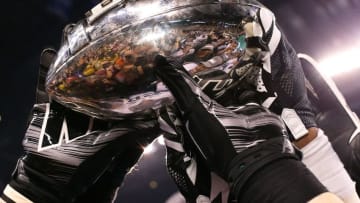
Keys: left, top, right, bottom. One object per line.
{"left": 154, "top": 55, "right": 237, "bottom": 176}
{"left": 153, "top": 55, "right": 295, "bottom": 180}
{"left": 36, "top": 48, "right": 57, "bottom": 103}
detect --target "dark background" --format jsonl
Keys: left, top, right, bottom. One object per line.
{"left": 0, "top": 0, "right": 359, "bottom": 202}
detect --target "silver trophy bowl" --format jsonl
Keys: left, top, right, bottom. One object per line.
{"left": 46, "top": 0, "right": 258, "bottom": 119}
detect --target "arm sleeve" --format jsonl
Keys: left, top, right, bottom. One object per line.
{"left": 242, "top": 5, "right": 317, "bottom": 133}
{"left": 270, "top": 34, "right": 318, "bottom": 129}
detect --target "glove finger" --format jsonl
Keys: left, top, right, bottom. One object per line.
{"left": 40, "top": 48, "right": 57, "bottom": 70}
{"left": 38, "top": 48, "right": 57, "bottom": 94}
{"left": 154, "top": 54, "right": 199, "bottom": 113}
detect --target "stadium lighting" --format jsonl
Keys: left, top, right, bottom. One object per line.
{"left": 143, "top": 136, "right": 165, "bottom": 155}
{"left": 157, "top": 135, "right": 165, "bottom": 145}
{"left": 143, "top": 144, "right": 155, "bottom": 155}
{"left": 318, "top": 47, "right": 360, "bottom": 77}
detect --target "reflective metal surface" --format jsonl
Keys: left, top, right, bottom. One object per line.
{"left": 46, "top": 0, "right": 260, "bottom": 119}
